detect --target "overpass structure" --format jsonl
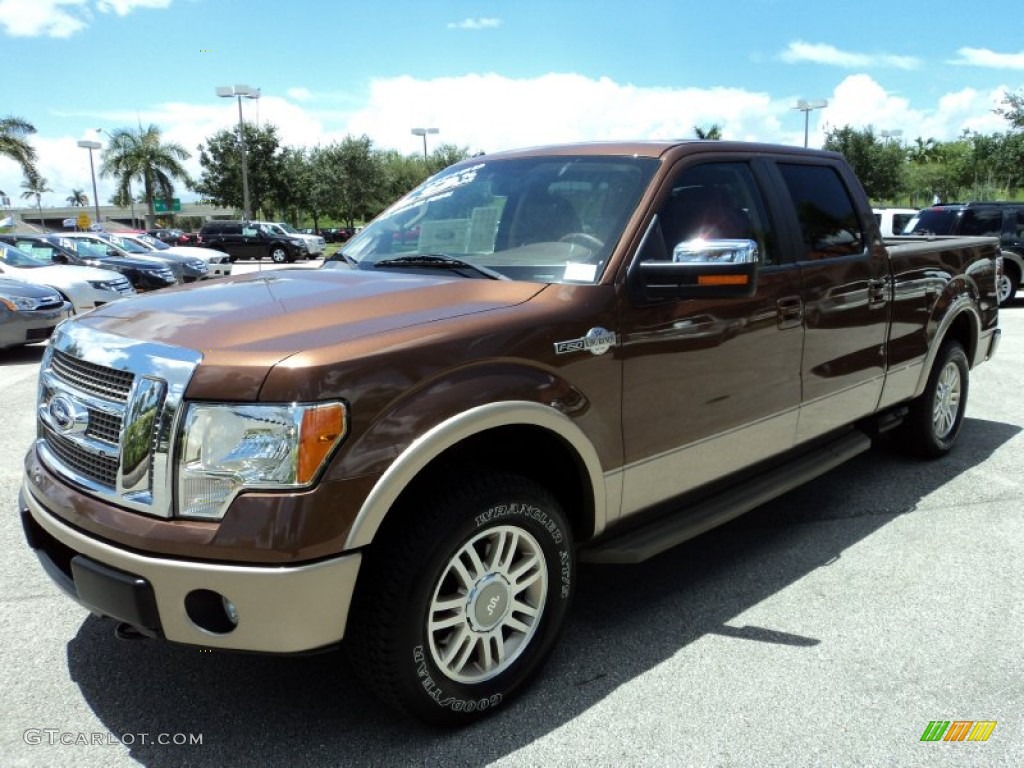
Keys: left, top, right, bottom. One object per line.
{"left": 1, "top": 202, "right": 236, "bottom": 232}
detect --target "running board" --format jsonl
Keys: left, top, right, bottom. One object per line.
{"left": 580, "top": 430, "right": 873, "bottom": 564}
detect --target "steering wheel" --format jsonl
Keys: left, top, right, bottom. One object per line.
{"left": 558, "top": 232, "right": 604, "bottom": 251}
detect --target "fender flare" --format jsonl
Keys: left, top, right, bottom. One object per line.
{"left": 911, "top": 294, "right": 981, "bottom": 399}
{"left": 343, "top": 400, "right": 610, "bottom": 550}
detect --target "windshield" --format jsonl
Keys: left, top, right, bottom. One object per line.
{"left": 136, "top": 234, "right": 170, "bottom": 250}
{"left": 102, "top": 235, "right": 151, "bottom": 254}
{"left": 340, "top": 155, "right": 657, "bottom": 284}
{"left": 0, "top": 243, "right": 48, "bottom": 268}
{"left": 11, "top": 239, "right": 61, "bottom": 263}
{"left": 903, "top": 208, "right": 958, "bottom": 235}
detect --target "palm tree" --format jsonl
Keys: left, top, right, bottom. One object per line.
{"left": 100, "top": 124, "right": 192, "bottom": 229}
{"left": 0, "top": 116, "right": 39, "bottom": 182}
{"left": 694, "top": 124, "right": 723, "bottom": 140}
{"left": 66, "top": 188, "right": 88, "bottom": 206}
{"left": 20, "top": 175, "right": 52, "bottom": 229}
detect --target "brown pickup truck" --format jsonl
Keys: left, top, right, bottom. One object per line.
{"left": 19, "top": 141, "right": 1000, "bottom": 726}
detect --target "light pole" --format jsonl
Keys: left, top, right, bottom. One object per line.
{"left": 216, "top": 84, "right": 261, "bottom": 219}
{"left": 411, "top": 127, "right": 439, "bottom": 161}
{"left": 76, "top": 139, "right": 102, "bottom": 229}
{"left": 794, "top": 99, "right": 828, "bottom": 148}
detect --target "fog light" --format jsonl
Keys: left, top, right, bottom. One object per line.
{"left": 184, "top": 589, "right": 238, "bottom": 634}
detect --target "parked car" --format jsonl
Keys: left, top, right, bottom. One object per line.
{"left": 91, "top": 232, "right": 210, "bottom": 283}
{"left": 252, "top": 221, "right": 325, "bottom": 257}
{"left": 0, "top": 242, "right": 135, "bottom": 313}
{"left": 147, "top": 228, "right": 196, "bottom": 246}
{"left": 197, "top": 220, "right": 306, "bottom": 263}
{"left": 0, "top": 234, "right": 178, "bottom": 293}
{"left": 873, "top": 207, "right": 917, "bottom": 238}
{"left": 903, "top": 201, "right": 1024, "bottom": 305}
{"left": 0, "top": 277, "right": 72, "bottom": 350}
{"left": 321, "top": 226, "right": 355, "bottom": 243}
{"left": 118, "top": 233, "right": 232, "bottom": 278}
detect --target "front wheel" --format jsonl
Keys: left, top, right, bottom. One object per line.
{"left": 997, "top": 266, "right": 1019, "bottom": 306}
{"left": 899, "top": 340, "right": 969, "bottom": 458}
{"left": 346, "top": 473, "right": 575, "bottom": 726}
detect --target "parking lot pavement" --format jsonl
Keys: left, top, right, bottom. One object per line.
{"left": 1, "top": 302, "right": 1022, "bottom": 767}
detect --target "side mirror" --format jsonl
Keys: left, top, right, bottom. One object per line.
{"left": 632, "top": 238, "right": 759, "bottom": 302}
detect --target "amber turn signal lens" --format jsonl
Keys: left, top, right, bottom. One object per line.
{"left": 297, "top": 403, "right": 347, "bottom": 484}
{"left": 697, "top": 274, "right": 749, "bottom": 286}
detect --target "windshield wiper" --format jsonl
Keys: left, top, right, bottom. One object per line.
{"left": 374, "top": 254, "right": 508, "bottom": 280}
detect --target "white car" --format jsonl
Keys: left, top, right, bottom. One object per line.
{"left": 251, "top": 221, "right": 324, "bottom": 258}
{"left": 0, "top": 242, "right": 135, "bottom": 313}
{"left": 119, "top": 233, "right": 233, "bottom": 278}
{"left": 873, "top": 208, "right": 918, "bottom": 238}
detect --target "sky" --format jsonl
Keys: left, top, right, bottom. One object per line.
{"left": 2, "top": 0, "right": 1024, "bottom": 208}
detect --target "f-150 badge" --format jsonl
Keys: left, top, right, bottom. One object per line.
{"left": 554, "top": 327, "right": 617, "bottom": 356}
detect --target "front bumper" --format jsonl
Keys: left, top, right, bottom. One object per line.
{"left": 19, "top": 481, "right": 361, "bottom": 653}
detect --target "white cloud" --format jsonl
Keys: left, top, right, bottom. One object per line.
{"left": 447, "top": 17, "right": 502, "bottom": 30}
{"left": 287, "top": 87, "right": 313, "bottom": 102}
{"left": 0, "top": 0, "right": 89, "bottom": 37}
{"left": 0, "top": 0, "right": 170, "bottom": 37}
{"left": 952, "top": 47, "right": 1024, "bottom": 70}
{"left": 1, "top": 73, "right": 1017, "bottom": 209}
{"left": 781, "top": 41, "right": 920, "bottom": 70}
{"left": 95, "top": 0, "right": 170, "bottom": 15}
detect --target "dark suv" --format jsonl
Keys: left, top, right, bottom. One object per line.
{"left": 198, "top": 221, "right": 306, "bottom": 263}
{"left": 905, "top": 202, "right": 1024, "bottom": 304}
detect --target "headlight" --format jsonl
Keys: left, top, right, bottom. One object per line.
{"left": 87, "top": 279, "right": 121, "bottom": 291}
{"left": 177, "top": 401, "right": 347, "bottom": 520}
{"left": 1, "top": 295, "right": 44, "bottom": 310}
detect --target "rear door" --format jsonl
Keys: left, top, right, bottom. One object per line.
{"left": 767, "top": 159, "right": 891, "bottom": 443}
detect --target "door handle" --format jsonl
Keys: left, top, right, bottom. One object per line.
{"left": 776, "top": 296, "right": 803, "bottom": 329}
{"left": 868, "top": 278, "right": 888, "bottom": 307}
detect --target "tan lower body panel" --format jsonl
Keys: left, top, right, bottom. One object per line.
{"left": 25, "top": 487, "right": 360, "bottom": 653}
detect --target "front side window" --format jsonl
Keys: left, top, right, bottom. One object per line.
{"left": 652, "top": 161, "right": 775, "bottom": 265}
{"left": 339, "top": 155, "right": 658, "bottom": 284}
{"left": 778, "top": 163, "right": 864, "bottom": 259}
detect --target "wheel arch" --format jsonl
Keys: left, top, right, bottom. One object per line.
{"left": 343, "top": 401, "right": 609, "bottom": 551}
{"left": 912, "top": 297, "right": 980, "bottom": 398}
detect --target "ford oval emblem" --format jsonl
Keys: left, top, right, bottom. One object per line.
{"left": 48, "top": 395, "right": 88, "bottom": 435}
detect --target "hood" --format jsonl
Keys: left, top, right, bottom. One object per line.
{"left": 77, "top": 264, "right": 542, "bottom": 367}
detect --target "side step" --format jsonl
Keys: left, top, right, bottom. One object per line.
{"left": 579, "top": 430, "right": 872, "bottom": 564}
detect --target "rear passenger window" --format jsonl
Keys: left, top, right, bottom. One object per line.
{"left": 778, "top": 164, "right": 864, "bottom": 259}
{"left": 960, "top": 209, "right": 1001, "bottom": 237}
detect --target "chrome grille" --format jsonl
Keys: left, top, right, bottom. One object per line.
{"left": 50, "top": 350, "right": 134, "bottom": 401}
{"left": 86, "top": 409, "right": 121, "bottom": 445}
{"left": 36, "top": 324, "right": 202, "bottom": 518}
{"left": 43, "top": 426, "right": 119, "bottom": 488}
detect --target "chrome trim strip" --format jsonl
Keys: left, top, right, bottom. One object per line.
{"left": 345, "top": 401, "right": 611, "bottom": 550}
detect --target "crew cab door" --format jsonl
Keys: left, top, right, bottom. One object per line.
{"left": 767, "top": 160, "right": 891, "bottom": 442}
{"left": 618, "top": 159, "right": 804, "bottom": 517}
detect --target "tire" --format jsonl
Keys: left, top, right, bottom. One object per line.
{"left": 346, "top": 472, "right": 575, "bottom": 726}
{"left": 997, "top": 264, "right": 1019, "bottom": 306}
{"left": 269, "top": 246, "right": 288, "bottom": 264}
{"left": 899, "top": 340, "right": 969, "bottom": 458}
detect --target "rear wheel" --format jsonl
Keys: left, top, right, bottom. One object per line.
{"left": 346, "top": 472, "right": 574, "bottom": 726}
{"left": 269, "top": 246, "right": 288, "bottom": 263}
{"left": 997, "top": 263, "right": 1019, "bottom": 305}
{"left": 899, "top": 340, "right": 969, "bottom": 458}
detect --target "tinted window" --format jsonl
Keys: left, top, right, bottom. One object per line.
{"left": 959, "top": 209, "right": 1002, "bottom": 237}
{"left": 654, "top": 161, "right": 776, "bottom": 265}
{"left": 778, "top": 163, "right": 864, "bottom": 259}
{"left": 905, "top": 208, "right": 958, "bottom": 235}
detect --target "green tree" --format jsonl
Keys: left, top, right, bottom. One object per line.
{"left": 195, "top": 122, "right": 283, "bottom": 218}
{"left": 66, "top": 188, "right": 88, "bottom": 206}
{"left": 823, "top": 125, "right": 906, "bottom": 203}
{"left": 100, "top": 125, "right": 192, "bottom": 229}
{"left": 995, "top": 90, "right": 1024, "bottom": 130}
{"left": 694, "top": 124, "right": 723, "bottom": 140}
{"left": 0, "top": 116, "right": 39, "bottom": 183}
{"left": 20, "top": 174, "right": 52, "bottom": 229}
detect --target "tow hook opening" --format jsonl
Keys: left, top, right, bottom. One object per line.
{"left": 184, "top": 589, "right": 239, "bottom": 634}
{"left": 114, "top": 623, "right": 150, "bottom": 641}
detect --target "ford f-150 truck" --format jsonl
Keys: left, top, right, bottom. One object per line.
{"left": 19, "top": 141, "right": 1000, "bottom": 726}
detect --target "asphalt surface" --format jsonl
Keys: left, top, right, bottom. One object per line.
{"left": 1, "top": 269, "right": 1021, "bottom": 767}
